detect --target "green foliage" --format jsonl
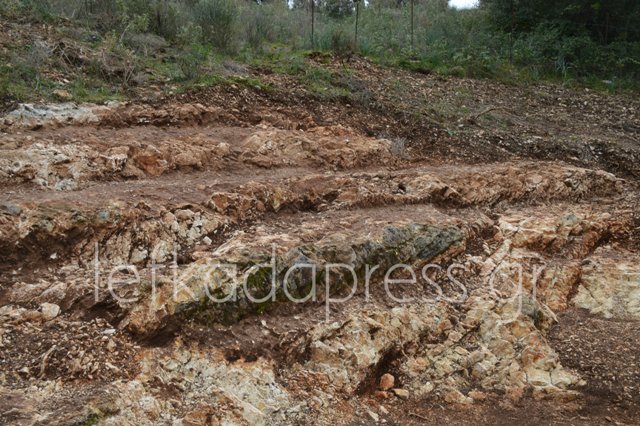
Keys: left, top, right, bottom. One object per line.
{"left": 323, "top": 0, "right": 354, "bottom": 18}
{"left": 480, "top": 0, "right": 640, "bottom": 43}
{"left": 68, "top": 78, "right": 125, "bottom": 102}
{"left": 177, "top": 21, "right": 203, "bottom": 46}
{"left": 177, "top": 45, "right": 209, "bottom": 80}
{"left": 317, "top": 25, "right": 354, "bottom": 56}
{"left": 0, "top": 44, "right": 55, "bottom": 103}
{"left": 244, "top": 7, "right": 272, "bottom": 51}
{"left": 0, "top": 0, "right": 53, "bottom": 20}
{"left": 145, "top": 1, "right": 183, "bottom": 40}
{"left": 2, "top": 0, "right": 639, "bottom": 103}
{"left": 194, "top": 0, "right": 238, "bottom": 52}
{"left": 478, "top": 0, "right": 640, "bottom": 86}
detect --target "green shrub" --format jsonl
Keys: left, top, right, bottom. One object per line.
{"left": 177, "top": 45, "right": 209, "bottom": 80}
{"left": 0, "top": 0, "right": 53, "bottom": 20}
{"left": 146, "top": 1, "right": 182, "bottom": 41}
{"left": 3, "top": 0, "right": 639, "bottom": 92}
{"left": 244, "top": 7, "right": 273, "bottom": 51}
{"left": 177, "top": 21, "right": 203, "bottom": 46}
{"left": 316, "top": 23, "right": 353, "bottom": 56}
{"left": 194, "top": 0, "right": 238, "bottom": 52}
{"left": 0, "top": 0, "right": 21, "bottom": 17}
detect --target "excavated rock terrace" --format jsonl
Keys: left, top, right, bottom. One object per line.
{"left": 1, "top": 74, "right": 639, "bottom": 425}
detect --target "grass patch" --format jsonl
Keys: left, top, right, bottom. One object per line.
{"left": 68, "top": 79, "right": 126, "bottom": 103}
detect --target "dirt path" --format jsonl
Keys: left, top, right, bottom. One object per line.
{"left": 1, "top": 58, "right": 639, "bottom": 425}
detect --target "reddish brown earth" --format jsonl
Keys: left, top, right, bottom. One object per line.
{"left": 0, "top": 56, "right": 639, "bottom": 425}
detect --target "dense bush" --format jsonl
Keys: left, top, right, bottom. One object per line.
{"left": 177, "top": 45, "right": 209, "bottom": 79}
{"left": 480, "top": 0, "right": 640, "bottom": 43}
{"left": 194, "top": 0, "right": 238, "bottom": 52}
{"left": 2, "top": 0, "right": 638, "bottom": 89}
{"left": 0, "top": 0, "right": 54, "bottom": 20}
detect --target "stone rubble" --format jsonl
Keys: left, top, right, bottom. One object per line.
{"left": 0, "top": 110, "right": 638, "bottom": 424}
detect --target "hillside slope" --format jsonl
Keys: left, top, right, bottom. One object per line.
{"left": 1, "top": 32, "right": 639, "bottom": 425}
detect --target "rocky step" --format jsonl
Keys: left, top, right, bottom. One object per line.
{"left": 1, "top": 203, "right": 637, "bottom": 425}
{"left": 0, "top": 102, "right": 233, "bottom": 131}
{"left": 121, "top": 221, "right": 467, "bottom": 335}
{"left": 0, "top": 124, "right": 396, "bottom": 190}
{"left": 0, "top": 161, "right": 625, "bottom": 271}
{"left": 4, "top": 199, "right": 631, "bottom": 335}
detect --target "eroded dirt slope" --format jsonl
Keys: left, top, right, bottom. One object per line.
{"left": 1, "top": 58, "right": 639, "bottom": 425}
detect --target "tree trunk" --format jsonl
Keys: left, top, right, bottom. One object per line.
{"left": 311, "top": 0, "right": 315, "bottom": 49}
{"left": 354, "top": 0, "right": 360, "bottom": 51}
{"left": 410, "top": 0, "right": 414, "bottom": 51}
{"left": 509, "top": 0, "right": 515, "bottom": 64}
